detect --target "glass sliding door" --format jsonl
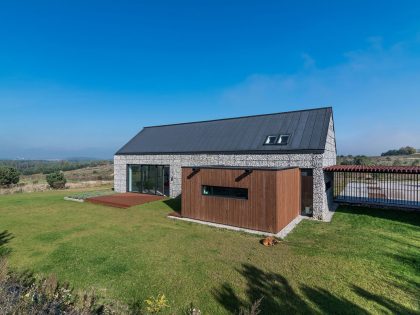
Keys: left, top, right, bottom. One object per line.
{"left": 163, "top": 166, "right": 170, "bottom": 196}
{"left": 128, "top": 165, "right": 141, "bottom": 192}
{"left": 156, "top": 165, "right": 164, "bottom": 196}
{"left": 128, "top": 165, "right": 169, "bottom": 196}
{"left": 141, "top": 165, "right": 157, "bottom": 194}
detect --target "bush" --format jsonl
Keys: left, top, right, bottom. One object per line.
{"left": 411, "top": 159, "right": 420, "bottom": 166}
{"left": 392, "top": 159, "right": 403, "bottom": 166}
{"left": 353, "top": 155, "right": 372, "bottom": 166}
{"left": 0, "top": 258, "right": 113, "bottom": 314}
{"left": 0, "top": 167, "right": 20, "bottom": 186}
{"left": 46, "top": 172, "right": 67, "bottom": 189}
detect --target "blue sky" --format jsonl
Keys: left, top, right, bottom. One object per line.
{"left": 1, "top": 1, "right": 420, "bottom": 159}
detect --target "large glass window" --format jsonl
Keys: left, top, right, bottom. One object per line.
{"left": 202, "top": 185, "right": 248, "bottom": 200}
{"left": 128, "top": 165, "right": 170, "bottom": 196}
{"left": 128, "top": 165, "right": 141, "bottom": 192}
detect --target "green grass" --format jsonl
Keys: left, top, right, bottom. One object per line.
{"left": 0, "top": 190, "right": 419, "bottom": 314}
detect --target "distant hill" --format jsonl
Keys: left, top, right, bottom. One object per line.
{"left": 64, "top": 157, "right": 112, "bottom": 162}
{"left": 338, "top": 154, "right": 420, "bottom": 166}
{"left": 0, "top": 159, "right": 113, "bottom": 176}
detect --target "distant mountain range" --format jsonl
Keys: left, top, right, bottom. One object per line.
{"left": 0, "top": 146, "right": 115, "bottom": 161}
{"left": 0, "top": 157, "right": 112, "bottom": 162}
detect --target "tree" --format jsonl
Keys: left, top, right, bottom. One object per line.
{"left": 46, "top": 172, "right": 67, "bottom": 189}
{"left": 0, "top": 167, "right": 20, "bottom": 186}
{"left": 381, "top": 146, "right": 416, "bottom": 156}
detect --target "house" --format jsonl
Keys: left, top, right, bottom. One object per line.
{"left": 114, "top": 107, "right": 337, "bottom": 233}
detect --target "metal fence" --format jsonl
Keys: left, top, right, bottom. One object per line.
{"left": 332, "top": 171, "right": 420, "bottom": 209}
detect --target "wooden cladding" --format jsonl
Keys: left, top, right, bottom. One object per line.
{"left": 181, "top": 167, "right": 301, "bottom": 233}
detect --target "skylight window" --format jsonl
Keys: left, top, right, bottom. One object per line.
{"left": 277, "top": 135, "right": 290, "bottom": 145}
{"left": 264, "top": 136, "right": 277, "bottom": 145}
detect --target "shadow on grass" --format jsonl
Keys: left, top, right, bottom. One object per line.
{"left": 212, "top": 263, "right": 310, "bottom": 314}
{"left": 0, "top": 230, "right": 13, "bottom": 257}
{"left": 336, "top": 205, "right": 420, "bottom": 227}
{"left": 387, "top": 251, "right": 420, "bottom": 274}
{"left": 352, "top": 285, "right": 418, "bottom": 315}
{"left": 163, "top": 197, "right": 181, "bottom": 213}
{"left": 301, "top": 286, "right": 369, "bottom": 315}
{"left": 212, "top": 263, "right": 371, "bottom": 314}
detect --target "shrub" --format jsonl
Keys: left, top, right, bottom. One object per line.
{"left": 411, "top": 159, "right": 420, "bottom": 166}
{"left": 353, "top": 156, "right": 372, "bottom": 166}
{"left": 0, "top": 258, "right": 109, "bottom": 314}
{"left": 393, "top": 159, "right": 403, "bottom": 166}
{"left": 144, "top": 294, "right": 169, "bottom": 313}
{"left": 239, "top": 298, "right": 263, "bottom": 315}
{"left": 46, "top": 172, "right": 67, "bottom": 189}
{"left": 0, "top": 167, "right": 20, "bottom": 186}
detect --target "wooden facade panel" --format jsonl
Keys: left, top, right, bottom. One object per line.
{"left": 181, "top": 167, "right": 300, "bottom": 233}
{"left": 276, "top": 168, "right": 301, "bottom": 231}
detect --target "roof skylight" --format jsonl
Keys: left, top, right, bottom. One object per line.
{"left": 264, "top": 136, "right": 277, "bottom": 145}
{"left": 277, "top": 135, "right": 290, "bottom": 145}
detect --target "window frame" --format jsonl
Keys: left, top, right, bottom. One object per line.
{"left": 264, "top": 135, "right": 278, "bottom": 145}
{"left": 202, "top": 185, "right": 248, "bottom": 200}
{"left": 277, "top": 134, "right": 290, "bottom": 145}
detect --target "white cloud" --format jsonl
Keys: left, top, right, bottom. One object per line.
{"left": 218, "top": 37, "right": 420, "bottom": 155}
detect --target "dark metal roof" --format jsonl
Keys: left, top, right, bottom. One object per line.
{"left": 324, "top": 165, "right": 420, "bottom": 174}
{"left": 116, "top": 107, "right": 333, "bottom": 155}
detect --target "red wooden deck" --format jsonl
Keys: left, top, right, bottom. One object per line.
{"left": 86, "top": 193, "right": 164, "bottom": 208}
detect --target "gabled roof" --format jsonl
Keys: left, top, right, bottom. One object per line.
{"left": 116, "top": 107, "right": 333, "bottom": 155}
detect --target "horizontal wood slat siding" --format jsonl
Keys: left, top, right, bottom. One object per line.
{"left": 181, "top": 167, "right": 301, "bottom": 233}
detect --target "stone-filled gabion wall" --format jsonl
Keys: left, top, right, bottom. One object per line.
{"left": 114, "top": 117, "right": 337, "bottom": 221}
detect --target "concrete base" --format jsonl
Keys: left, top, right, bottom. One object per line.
{"left": 168, "top": 214, "right": 305, "bottom": 239}
{"left": 63, "top": 197, "right": 84, "bottom": 203}
{"left": 322, "top": 203, "right": 339, "bottom": 222}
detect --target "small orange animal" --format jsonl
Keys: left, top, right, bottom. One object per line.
{"left": 261, "top": 236, "right": 279, "bottom": 246}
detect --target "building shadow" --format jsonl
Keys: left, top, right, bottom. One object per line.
{"left": 0, "top": 230, "right": 13, "bottom": 257}
{"left": 163, "top": 197, "right": 181, "bottom": 213}
{"left": 335, "top": 205, "right": 420, "bottom": 227}
{"left": 212, "top": 263, "right": 313, "bottom": 314}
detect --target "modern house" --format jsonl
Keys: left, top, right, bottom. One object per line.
{"left": 114, "top": 107, "right": 337, "bottom": 233}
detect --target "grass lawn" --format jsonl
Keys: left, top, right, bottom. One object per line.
{"left": 0, "top": 190, "right": 419, "bottom": 314}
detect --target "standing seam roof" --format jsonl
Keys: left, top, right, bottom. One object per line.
{"left": 116, "top": 107, "right": 333, "bottom": 155}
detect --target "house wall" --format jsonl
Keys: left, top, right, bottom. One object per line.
{"left": 318, "top": 116, "right": 337, "bottom": 219}
{"left": 181, "top": 167, "right": 300, "bottom": 233}
{"left": 114, "top": 117, "right": 337, "bottom": 220}
{"left": 275, "top": 168, "right": 302, "bottom": 230}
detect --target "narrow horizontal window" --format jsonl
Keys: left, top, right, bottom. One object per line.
{"left": 264, "top": 135, "right": 277, "bottom": 145}
{"left": 277, "top": 134, "right": 290, "bottom": 145}
{"left": 202, "top": 185, "right": 248, "bottom": 200}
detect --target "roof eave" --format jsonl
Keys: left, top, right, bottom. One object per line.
{"left": 115, "top": 149, "right": 325, "bottom": 156}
